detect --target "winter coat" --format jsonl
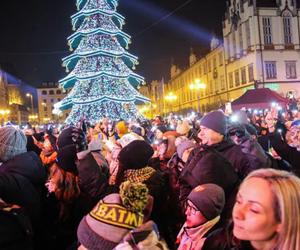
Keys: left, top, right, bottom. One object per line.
{"left": 195, "top": 140, "right": 261, "bottom": 179}
{"left": 114, "top": 220, "right": 169, "bottom": 250}
{"left": 268, "top": 132, "right": 300, "bottom": 177}
{"left": 0, "top": 151, "right": 47, "bottom": 224}
{"left": 202, "top": 222, "right": 254, "bottom": 250}
{"left": 0, "top": 199, "right": 34, "bottom": 250}
{"left": 238, "top": 137, "right": 271, "bottom": 169}
{"left": 77, "top": 149, "right": 110, "bottom": 202}
{"left": 177, "top": 216, "right": 221, "bottom": 250}
{"left": 179, "top": 144, "right": 239, "bottom": 224}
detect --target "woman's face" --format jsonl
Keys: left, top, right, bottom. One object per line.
{"left": 233, "top": 177, "right": 281, "bottom": 246}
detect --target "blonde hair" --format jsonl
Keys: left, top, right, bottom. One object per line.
{"left": 245, "top": 169, "right": 300, "bottom": 250}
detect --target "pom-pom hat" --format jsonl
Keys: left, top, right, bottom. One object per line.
{"left": 77, "top": 181, "right": 150, "bottom": 250}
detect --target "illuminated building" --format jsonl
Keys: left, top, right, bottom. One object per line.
{"left": 151, "top": 0, "right": 300, "bottom": 115}
{"left": 37, "top": 82, "right": 68, "bottom": 124}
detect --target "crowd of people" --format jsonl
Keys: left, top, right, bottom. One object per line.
{"left": 0, "top": 105, "right": 300, "bottom": 250}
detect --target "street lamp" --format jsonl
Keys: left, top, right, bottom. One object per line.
{"left": 189, "top": 79, "right": 206, "bottom": 112}
{"left": 164, "top": 92, "right": 177, "bottom": 113}
{"left": 26, "top": 93, "right": 34, "bottom": 115}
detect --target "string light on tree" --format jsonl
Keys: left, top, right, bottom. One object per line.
{"left": 55, "top": 0, "right": 149, "bottom": 124}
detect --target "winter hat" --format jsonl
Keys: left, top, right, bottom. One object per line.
{"left": 177, "top": 140, "right": 196, "bottom": 159}
{"left": 200, "top": 110, "right": 227, "bottom": 135}
{"left": 176, "top": 120, "right": 191, "bottom": 135}
{"left": 187, "top": 183, "right": 225, "bottom": 220}
{"left": 57, "top": 126, "right": 87, "bottom": 152}
{"left": 77, "top": 181, "right": 149, "bottom": 250}
{"left": 116, "top": 121, "right": 128, "bottom": 138}
{"left": 0, "top": 126, "right": 27, "bottom": 162}
{"left": 118, "top": 132, "right": 144, "bottom": 148}
{"left": 56, "top": 144, "right": 78, "bottom": 173}
{"left": 155, "top": 125, "right": 168, "bottom": 134}
{"left": 118, "top": 140, "right": 154, "bottom": 169}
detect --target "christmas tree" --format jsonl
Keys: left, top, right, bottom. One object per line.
{"left": 54, "top": 0, "right": 149, "bottom": 124}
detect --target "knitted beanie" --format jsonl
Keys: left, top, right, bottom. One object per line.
{"left": 188, "top": 183, "right": 225, "bottom": 220}
{"left": 56, "top": 144, "right": 78, "bottom": 173}
{"left": 176, "top": 120, "right": 191, "bottom": 135}
{"left": 57, "top": 126, "right": 87, "bottom": 152}
{"left": 200, "top": 111, "right": 227, "bottom": 135}
{"left": 77, "top": 181, "right": 149, "bottom": 250}
{"left": 176, "top": 140, "right": 196, "bottom": 159}
{"left": 0, "top": 126, "right": 27, "bottom": 162}
{"left": 118, "top": 140, "right": 154, "bottom": 169}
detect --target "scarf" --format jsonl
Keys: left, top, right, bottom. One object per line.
{"left": 177, "top": 216, "right": 220, "bottom": 250}
{"left": 124, "top": 167, "right": 156, "bottom": 183}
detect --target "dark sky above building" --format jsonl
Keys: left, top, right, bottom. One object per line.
{"left": 0, "top": 0, "right": 226, "bottom": 87}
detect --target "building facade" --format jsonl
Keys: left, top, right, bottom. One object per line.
{"left": 37, "top": 82, "right": 68, "bottom": 124}
{"left": 151, "top": 0, "right": 300, "bottom": 115}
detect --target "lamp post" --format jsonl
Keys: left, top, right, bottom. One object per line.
{"left": 189, "top": 79, "right": 206, "bottom": 113}
{"left": 164, "top": 92, "right": 177, "bottom": 113}
{"left": 26, "top": 93, "right": 34, "bottom": 115}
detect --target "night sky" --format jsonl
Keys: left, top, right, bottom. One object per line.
{"left": 0, "top": 0, "right": 226, "bottom": 87}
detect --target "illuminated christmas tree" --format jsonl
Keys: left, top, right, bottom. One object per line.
{"left": 54, "top": 0, "right": 149, "bottom": 124}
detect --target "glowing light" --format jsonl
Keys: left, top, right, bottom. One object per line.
{"left": 57, "top": 0, "right": 149, "bottom": 124}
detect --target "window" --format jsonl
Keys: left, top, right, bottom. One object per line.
{"left": 265, "top": 61, "right": 277, "bottom": 79}
{"left": 241, "top": 67, "right": 247, "bottom": 84}
{"left": 51, "top": 99, "right": 54, "bottom": 103}
{"left": 49, "top": 90, "right": 54, "bottom": 95}
{"left": 232, "top": 32, "right": 237, "bottom": 56}
{"left": 239, "top": 25, "right": 243, "bottom": 54}
{"left": 248, "top": 64, "right": 254, "bottom": 82}
{"left": 262, "top": 17, "right": 272, "bottom": 45}
{"left": 229, "top": 72, "right": 234, "bottom": 88}
{"left": 245, "top": 20, "right": 251, "bottom": 48}
{"left": 219, "top": 52, "right": 223, "bottom": 66}
{"left": 220, "top": 75, "right": 226, "bottom": 90}
{"left": 43, "top": 99, "right": 47, "bottom": 103}
{"left": 44, "top": 107, "right": 47, "bottom": 112}
{"left": 213, "top": 56, "right": 217, "bottom": 69}
{"left": 286, "top": 61, "right": 297, "bottom": 79}
{"left": 42, "top": 90, "right": 47, "bottom": 95}
{"left": 283, "top": 13, "right": 292, "bottom": 44}
{"left": 56, "top": 90, "right": 62, "bottom": 95}
{"left": 209, "top": 80, "right": 213, "bottom": 94}
{"left": 235, "top": 70, "right": 240, "bottom": 87}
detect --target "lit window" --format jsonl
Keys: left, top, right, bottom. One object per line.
{"left": 248, "top": 64, "right": 254, "bottom": 82}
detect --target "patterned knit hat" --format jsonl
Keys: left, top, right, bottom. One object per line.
{"left": 77, "top": 181, "right": 149, "bottom": 250}
{"left": 0, "top": 126, "right": 27, "bottom": 162}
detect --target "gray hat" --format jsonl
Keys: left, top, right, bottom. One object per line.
{"left": 188, "top": 183, "right": 225, "bottom": 220}
{"left": 177, "top": 140, "right": 196, "bottom": 159}
{"left": 0, "top": 126, "right": 27, "bottom": 162}
{"left": 200, "top": 111, "right": 227, "bottom": 135}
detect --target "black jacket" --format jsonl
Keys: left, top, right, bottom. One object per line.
{"left": 268, "top": 132, "right": 300, "bottom": 177}
{"left": 0, "top": 151, "right": 47, "bottom": 224}
{"left": 179, "top": 142, "right": 240, "bottom": 225}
